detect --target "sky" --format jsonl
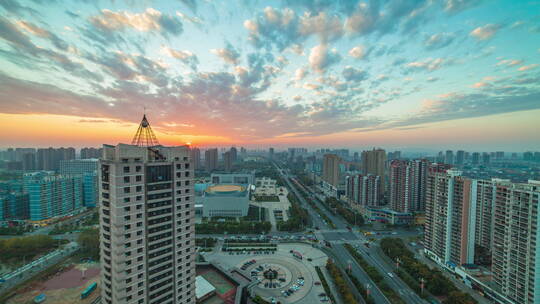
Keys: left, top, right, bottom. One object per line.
{"left": 0, "top": 0, "right": 539, "bottom": 151}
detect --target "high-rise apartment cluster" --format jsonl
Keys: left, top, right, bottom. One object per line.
{"left": 204, "top": 148, "right": 218, "bottom": 172}
{"left": 322, "top": 154, "right": 341, "bottom": 187}
{"left": 388, "top": 159, "right": 430, "bottom": 212}
{"left": 99, "top": 116, "right": 195, "bottom": 304}
{"left": 361, "top": 148, "right": 386, "bottom": 197}
{"left": 423, "top": 165, "right": 540, "bottom": 304}
{"left": 345, "top": 174, "right": 381, "bottom": 206}
{"left": 23, "top": 172, "right": 83, "bottom": 221}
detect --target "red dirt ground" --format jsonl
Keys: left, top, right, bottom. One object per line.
{"left": 43, "top": 265, "right": 100, "bottom": 290}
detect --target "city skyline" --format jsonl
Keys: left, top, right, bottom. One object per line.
{"left": 1, "top": 0, "right": 540, "bottom": 149}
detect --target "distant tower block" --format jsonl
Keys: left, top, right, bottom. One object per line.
{"left": 131, "top": 114, "right": 160, "bottom": 147}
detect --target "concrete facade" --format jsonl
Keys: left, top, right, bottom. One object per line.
{"left": 99, "top": 144, "right": 195, "bottom": 304}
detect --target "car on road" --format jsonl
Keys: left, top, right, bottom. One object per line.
{"left": 388, "top": 272, "right": 394, "bottom": 278}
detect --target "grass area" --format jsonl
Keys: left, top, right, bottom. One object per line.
{"left": 244, "top": 205, "right": 267, "bottom": 221}
{"left": 195, "top": 237, "right": 217, "bottom": 248}
{"left": 254, "top": 195, "right": 280, "bottom": 202}
{"left": 196, "top": 220, "right": 271, "bottom": 234}
{"left": 315, "top": 266, "right": 337, "bottom": 304}
{"left": 276, "top": 192, "right": 309, "bottom": 232}
{"left": 344, "top": 244, "right": 406, "bottom": 304}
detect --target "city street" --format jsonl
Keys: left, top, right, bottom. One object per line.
{"left": 275, "top": 162, "right": 429, "bottom": 304}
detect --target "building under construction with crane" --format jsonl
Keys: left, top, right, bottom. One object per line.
{"left": 98, "top": 114, "right": 196, "bottom": 304}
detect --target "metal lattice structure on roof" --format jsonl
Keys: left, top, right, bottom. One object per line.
{"left": 131, "top": 114, "right": 160, "bottom": 147}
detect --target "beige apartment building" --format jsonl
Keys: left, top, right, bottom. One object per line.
{"left": 99, "top": 143, "right": 195, "bottom": 304}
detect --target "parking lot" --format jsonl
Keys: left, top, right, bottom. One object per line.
{"left": 202, "top": 243, "right": 329, "bottom": 303}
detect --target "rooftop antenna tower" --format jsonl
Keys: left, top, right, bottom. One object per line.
{"left": 131, "top": 111, "right": 160, "bottom": 147}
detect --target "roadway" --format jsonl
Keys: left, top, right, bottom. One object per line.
{"left": 275, "top": 162, "right": 428, "bottom": 304}
{"left": 275, "top": 163, "right": 390, "bottom": 304}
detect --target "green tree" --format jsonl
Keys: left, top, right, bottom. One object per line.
{"left": 78, "top": 228, "right": 100, "bottom": 260}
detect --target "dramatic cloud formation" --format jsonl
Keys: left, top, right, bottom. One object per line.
{"left": 0, "top": 0, "right": 538, "bottom": 148}
{"left": 90, "top": 8, "right": 183, "bottom": 36}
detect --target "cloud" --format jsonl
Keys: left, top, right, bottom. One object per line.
{"left": 298, "top": 11, "right": 343, "bottom": 43}
{"left": 405, "top": 58, "right": 448, "bottom": 72}
{"left": 244, "top": 7, "right": 301, "bottom": 51}
{"left": 348, "top": 45, "right": 366, "bottom": 59}
{"left": 16, "top": 20, "right": 68, "bottom": 50}
{"left": 472, "top": 82, "right": 488, "bottom": 88}
{"left": 385, "top": 86, "right": 540, "bottom": 130}
{"left": 424, "top": 32, "right": 455, "bottom": 50}
{"left": 345, "top": 1, "right": 432, "bottom": 37}
{"left": 90, "top": 8, "right": 183, "bottom": 37}
{"left": 0, "top": 0, "right": 38, "bottom": 16}
{"left": 427, "top": 76, "right": 439, "bottom": 82}
{"left": 496, "top": 59, "right": 523, "bottom": 67}
{"left": 0, "top": 73, "right": 110, "bottom": 117}
{"left": 470, "top": 24, "right": 500, "bottom": 40}
{"left": 444, "top": 0, "right": 482, "bottom": 14}
{"left": 308, "top": 44, "right": 341, "bottom": 73}
{"left": 294, "top": 67, "right": 308, "bottom": 81}
{"left": 161, "top": 46, "right": 199, "bottom": 70}
{"left": 518, "top": 64, "right": 538, "bottom": 72}
{"left": 245, "top": 6, "right": 344, "bottom": 51}
{"left": 342, "top": 66, "right": 367, "bottom": 82}
{"left": 0, "top": 17, "right": 102, "bottom": 81}
{"left": 211, "top": 42, "right": 241, "bottom": 65}
{"left": 176, "top": 11, "right": 202, "bottom": 25}
{"left": 84, "top": 51, "right": 168, "bottom": 86}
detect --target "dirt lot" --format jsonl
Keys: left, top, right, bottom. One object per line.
{"left": 6, "top": 261, "right": 100, "bottom": 304}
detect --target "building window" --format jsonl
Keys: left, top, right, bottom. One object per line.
{"left": 124, "top": 187, "right": 131, "bottom": 193}
{"left": 146, "top": 165, "right": 172, "bottom": 183}
{"left": 136, "top": 175, "right": 142, "bottom": 182}
{"left": 124, "top": 166, "right": 130, "bottom": 173}
{"left": 124, "top": 176, "right": 130, "bottom": 183}
{"left": 136, "top": 166, "right": 142, "bottom": 172}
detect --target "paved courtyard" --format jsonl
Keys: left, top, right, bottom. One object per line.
{"left": 202, "top": 243, "right": 329, "bottom": 303}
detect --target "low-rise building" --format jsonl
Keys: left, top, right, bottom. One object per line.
{"left": 199, "top": 184, "right": 251, "bottom": 218}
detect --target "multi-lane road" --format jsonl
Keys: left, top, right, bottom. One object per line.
{"left": 275, "top": 163, "right": 429, "bottom": 304}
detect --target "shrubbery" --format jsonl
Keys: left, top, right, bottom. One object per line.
{"left": 380, "top": 238, "right": 477, "bottom": 304}
{"left": 325, "top": 197, "right": 364, "bottom": 226}
{"left": 196, "top": 220, "right": 271, "bottom": 234}
{"left": 326, "top": 260, "right": 358, "bottom": 303}
{"left": 277, "top": 192, "right": 309, "bottom": 231}
{"left": 0, "top": 235, "right": 59, "bottom": 263}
